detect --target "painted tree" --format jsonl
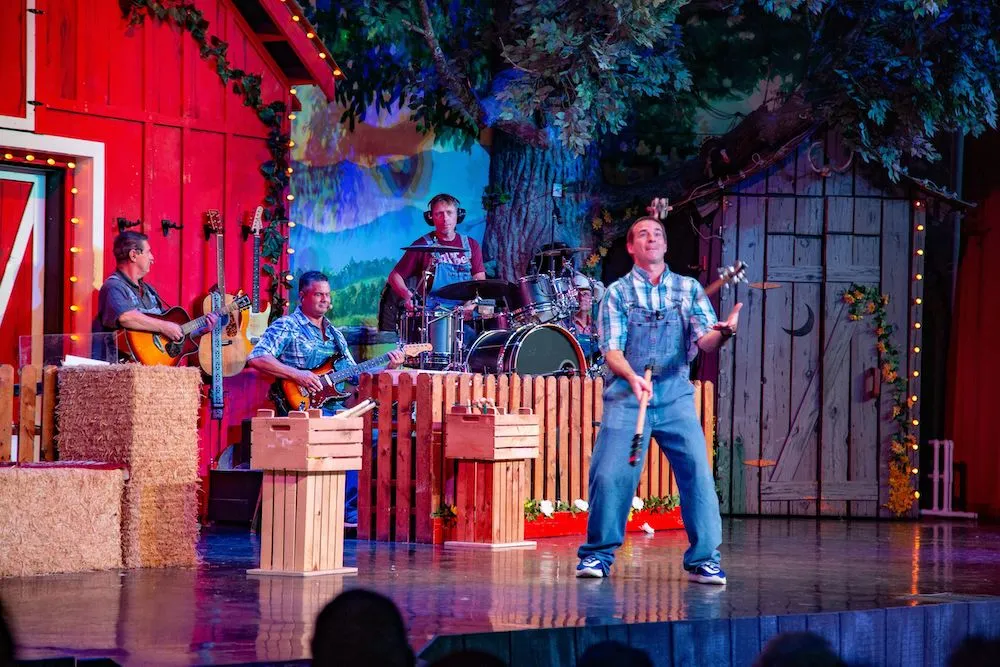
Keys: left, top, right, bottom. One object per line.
{"left": 311, "top": 0, "right": 1000, "bottom": 279}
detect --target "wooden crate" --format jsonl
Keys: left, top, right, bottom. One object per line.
{"left": 444, "top": 405, "right": 540, "bottom": 461}
{"left": 444, "top": 405, "right": 539, "bottom": 550}
{"left": 249, "top": 409, "right": 360, "bottom": 577}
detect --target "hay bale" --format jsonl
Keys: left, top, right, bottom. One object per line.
{"left": 56, "top": 365, "right": 202, "bottom": 568}
{"left": 0, "top": 464, "right": 124, "bottom": 576}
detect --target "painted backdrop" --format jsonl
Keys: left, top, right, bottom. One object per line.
{"left": 287, "top": 86, "right": 489, "bottom": 326}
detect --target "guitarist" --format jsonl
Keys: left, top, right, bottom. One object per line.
{"left": 247, "top": 270, "right": 405, "bottom": 529}
{"left": 96, "top": 232, "right": 218, "bottom": 352}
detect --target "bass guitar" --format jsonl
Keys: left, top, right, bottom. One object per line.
{"left": 244, "top": 206, "right": 271, "bottom": 346}
{"left": 281, "top": 343, "right": 431, "bottom": 411}
{"left": 117, "top": 295, "right": 251, "bottom": 366}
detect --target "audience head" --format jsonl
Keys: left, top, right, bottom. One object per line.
{"left": 948, "top": 636, "right": 1000, "bottom": 667}
{"left": 578, "top": 640, "right": 653, "bottom": 667}
{"left": 311, "top": 589, "right": 414, "bottom": 667}
{"left": 753, "top": 631, "right": 845, "bottom": 667}
{"left": 0, "top": 600, "right": 14, "bottom": 667}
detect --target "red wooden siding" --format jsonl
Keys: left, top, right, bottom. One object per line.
{"left": 0, "top": 179, "right": 35, "bottom": 366}
{"left": 0, "top": 0, "right": 28, "bottom": 120}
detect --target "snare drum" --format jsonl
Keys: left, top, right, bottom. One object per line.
{"left": 465, "top": 324, "right": 587, "bottom": 376}
{"left": 399, "top": 309, "right": 462, "bottom": 369}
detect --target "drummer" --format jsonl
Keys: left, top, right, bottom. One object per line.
{"left": 387, "top": 193, "right": 486, "bottom": 314}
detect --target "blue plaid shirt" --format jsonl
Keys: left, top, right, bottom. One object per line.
{"left": 598, "top": 265, "right": 717, "bottom": 362}
{"left": 247, "top": 308, "right": 356, "bottom": 371}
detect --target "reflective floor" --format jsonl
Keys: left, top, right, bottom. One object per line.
{"left": 2, "top": 519, "right": 998, "bottom": 665}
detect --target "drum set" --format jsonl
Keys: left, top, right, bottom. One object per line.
{"left": 398, "top": 244, "right": 604, "bottom": 376}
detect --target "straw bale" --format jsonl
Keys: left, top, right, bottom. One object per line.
{"left": 57, "top": 365, "right": 201, "bottom": 484}
{"left": 122, "top": 482, "right": 200, "bottom": 568}
{"left": 0, "top": 466, "right": 123, "bottom": 576}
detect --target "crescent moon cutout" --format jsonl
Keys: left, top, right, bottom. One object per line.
{"left": 783, "top": 305, "right": 815, "bottom": 337}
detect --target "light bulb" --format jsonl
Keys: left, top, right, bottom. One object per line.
{"left": 71, "top": 217, "right": 80, "bottom": 224}
{"left": 306, "top": 32, "right": 314, "bottom": 38}
{"left": 47, "top": 158, "right": 56, "bottom": 165}
{"left": 319, "top": 53, "right": 327, "bottom": 59}
{"left": 916, "top": 249, "right": 924, "bottom": 256}
{"left": 917, "top": 224, "right": 925, "bottom": 231}
{"left": 25, "top": 154, "right": 34, "bottom": 161}
{"left": 285, "top": 273, "right": 294, "bottom": 281}
{"left": 914, "top": 322, "right": 921, "bottom": 329}
{"left": 333, "top": 68, "right": 342, "bottom": 76}
{"left": 912, "top": 371, "right": 919, "bottom": 377}
{"left": 290, "top": 87, "right": 298, "bottom": 95}
{"left": 287, "top": 221, "right": 296, "bottom": 228}
{"left": 67, "top": 161, "right": 76, "bottom": 169}
{"left": 69, "top": 304, "right": 80, "bottom": 312}
{"left": 70, "top": 334, "right": 80, "bottom": 342}
{"left": 292, "top": 15, "right": 300, "bottom": 22}
{"left": 69, "top": 246, "right": 81, "bottom": 253}
{"left": 910, "top": 395, "right": 918, "bottom": 402}
{"left": 915, "top": 273, "right": 923, "bottom": 280}
{"left": 288, "top": 113, "right": 296, "bottom": 120}
{"left": 69, "top": 276, "right": 79, "bottom": 283}
{"left": 3, "top": 153, "right": 12, "bottom": 160}
{"left": 287, "top": 247, "right": 295, "bottom": 254}
{"left": 911, "top": 468, "right": 919, "bottom": 475}
{"left": 915, "top": 298, "right": 922, "bottom": 305}
{"left": 912, "top": 419, "right": 920, "bottom": 426}
{"left": 914, "top": 491, "right": 920, "bottom": 499}
{"left": 71, "top": 187, "right": 79, "bottom": 194}
{"left": 286, "top": 194, "right": 294, "bottom": 201}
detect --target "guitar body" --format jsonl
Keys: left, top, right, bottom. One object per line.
{"left": 197, "top": 293, "right": 250, "bottom": 377}
{"left": 245, "top": 304, "right": 271, "bottom": 346}
{"left": 280, "top": 359, "right": 354, "bottom": 412}
{"left": 118, "top": 307, "right": 198, "bottom": 366}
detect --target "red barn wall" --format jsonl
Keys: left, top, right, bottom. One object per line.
{"left": 1, "top": 0, "right": 292, "bottom": 505}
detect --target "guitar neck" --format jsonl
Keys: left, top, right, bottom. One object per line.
{"left": 180, "top": 298, "right": 243, "bottom": 336}
{"left": 252, "top": 234, "right": 261, "bottom": 311}
{"left": 322, "top": 351, "right": 395, "bottom": 386}
{"left": 216, "top": 233, "right": 226, "bottom": 297}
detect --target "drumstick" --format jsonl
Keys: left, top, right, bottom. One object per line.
{"left": 628, "top": 366, "right": 654, "bottom": 467}
{"left": 336, "top": 398, "right": 374, "bottom": 419}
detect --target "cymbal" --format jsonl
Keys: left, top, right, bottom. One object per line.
{"left": 430, "top": 279, "right": 517, "bottom": 302}
{"left": 401, "top": 244, "right": 460, "bottom": 253}
{"left": 535, "top": 246, "right": 591, "bottom": 256}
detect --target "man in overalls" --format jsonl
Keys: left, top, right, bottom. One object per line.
{"left": 387, "top": 193, "right": 486, "bottom": 364}
{"left": 576, "top": 209, "right": 742, "bottom": 584}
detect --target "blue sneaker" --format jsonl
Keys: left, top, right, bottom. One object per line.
{"left": 687, "top": 562, "right": 727, "bottom": 585}
{"left": 576, "top": 556, "right": 608, "bottom": 578}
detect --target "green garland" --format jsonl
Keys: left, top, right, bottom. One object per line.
{"left": 121, "top": 0, "right": 291, "bottom": 316}
{"left": 843, "top": 284, "right": 916, "bottom": 516}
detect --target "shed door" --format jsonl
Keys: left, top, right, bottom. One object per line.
{"left": 0, "top": 169, "right": 46, "bottom": 367}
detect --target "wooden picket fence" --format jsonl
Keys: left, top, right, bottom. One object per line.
{"left": 0, "top": 364, "right": 58, "bottom": 463}
{"left": 356, "top": 371, "right": 714, "bottom": 543}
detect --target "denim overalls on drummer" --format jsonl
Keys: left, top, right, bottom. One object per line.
{"left": 422, "top": 233, "right": 477, "bottom": 345}
{"left": 578, "top": 298, "right": 722, "bottom": 571}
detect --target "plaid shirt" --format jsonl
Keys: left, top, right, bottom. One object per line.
{"left": 598, "top": 265, "right": 717, "bottom": 362}
{"left": 247, "top": 308, "right": 356, "bottom": 371}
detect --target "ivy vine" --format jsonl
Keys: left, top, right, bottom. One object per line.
{"left": 121, "top": 0, "right": 291, "bottom": 316}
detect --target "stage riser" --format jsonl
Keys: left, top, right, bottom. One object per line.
{"left": 420, "top": 601, "right": 1000, "bottom": 667}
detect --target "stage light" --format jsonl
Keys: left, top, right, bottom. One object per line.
{"left": 288, "top": 113, "right": 296, "bottom": 120}
{"left": 67, "top": 161, "right": 76, "bottom": 169}
{"left": 69, "top": 246, "right": 81, "bottom": 253}
{"left": 70, "top": 334, "right": 80, "bottom": 342}
{"left": 912, "top": 444, "right": 919, "bottom": 451}
{"left": 69, "top": 304, "right": 80, "bottom": 312}
{"left": 306, "top": 32, "right": 314, "bottom": 38}
{"left": 69, "top": 276, "right": 79, "bottom": 283}
{"left": 47, "top": 158, "right": 56, "bottom": 165}
{"left": 914, "top": 322, "right": 921, "bottom": 329}
{"left": 911, "top": 468, "right": 919, "bottom": 475}
{"left": 915, "top": 273, "right": 923, "bottom": 280}
{"left": 913, "top": 346, "right": 920, "bottom": 353}
{"left": 914, "top": 200, "right": 923, "bottom": 209}
{"left": 912, "top": 370, "right": 919, "bottom": 377}
{"left": 71, "top": 187, "right": 79, "bottom": 194}
{"left": 914, "top": 491, "right": 920, "bottom": 499}
{"left": 290, "top": 87, "right": 298, "bottom": 95}
{"left": 916, "top": 249, "right": 924, "bottom": 256}
{"left": 286, "top": 247, "right": 295, "bottom": 254}
{"left": 292, "top": 15, "right": 300, "bottom": 22}
{"left": 912, "top": 419, "right": 920, "bottom": 427}
{"left": 914, "top": 298, "right": 922, "bottom": 305}
{"left": 319, "top": 53, "right": 327, "bottom": 59}
{"left": 3, "top": 153, "right": 12, "bottom": 159}
{"left": 287, "top": 221, "right": 296, "bottom": 228}
{"left": 286, "top": 194, "right": 294, "bottom": 201}
{"left": 910, "top": 395, "right": 918, "bottom": 402}
{"left": 25, "top": 154, "right": 34, "bottom": 161}
{"left": 71, "top": 217, "right": 80, "bottom": 224}
{"left": 917, "top": 224, "right": 925, "bottom": 231}
{"left": 286, "top": 167, "right": 294, "bottom": 174}
{"left": 288, "top": 140, "right": 295, "bottom": 147}
{"left": 285, "top": 273, "right": 294, "bottom": 281}
{"left": 333, "top": 68, "right": 342, "bottom": 76}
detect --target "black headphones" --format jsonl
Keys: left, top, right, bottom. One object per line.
{"left": 423, "top": 193, "right": 467, "bottom": 225}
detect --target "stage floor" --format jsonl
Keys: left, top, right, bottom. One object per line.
{"left": 1, "top": 518, "right": 998, "bottom": 665}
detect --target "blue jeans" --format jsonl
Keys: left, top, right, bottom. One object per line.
{"left": 578, "top": 374, "right": 721, "bottom": 570}
{"left": 322, "top": 405, "right": 358, "bottom": 525}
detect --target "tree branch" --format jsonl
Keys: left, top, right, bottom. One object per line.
{"left": 602, "top": 93, "right": 815, "bottom": 210}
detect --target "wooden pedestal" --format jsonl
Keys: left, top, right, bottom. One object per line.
{"left": 444, "top": 405, "right": 539, "bottom": 550}
{"left": 249, "top": 409, "right": 361, "bottom": 576}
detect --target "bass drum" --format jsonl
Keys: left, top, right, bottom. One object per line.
{"left": 466, "top": 324, "right": 587, "bottom": 376}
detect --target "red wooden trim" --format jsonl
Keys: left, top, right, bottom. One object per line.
{"left": 255, "top": 0, "right": 337, "bottom": 102}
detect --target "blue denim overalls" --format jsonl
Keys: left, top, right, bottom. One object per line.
{"left": 578, "top": 293, "right": 722, "bottom": 572}
{"left": 423, "top": 232, "right": 473, "bottom": 311}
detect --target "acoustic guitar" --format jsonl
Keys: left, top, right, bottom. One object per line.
{"left": 244, "top": 206, "right": 271, "bottom": 346}
{"left": 198, "top": 210, "right": 250, "bottom": 377}
{"left": 117, "top": 295, "right": 250, "bottom": 366}
{"left": 281, "top": 343, "right": 431, "bottom": 411}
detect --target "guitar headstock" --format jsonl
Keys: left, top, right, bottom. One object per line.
{"left": 646, "top": 197, "right": 672, "bottom": 221}
{"left": 718, "top": 260, "right": 748, "bottom": 287}
{"left": 233, "top": 294, "right": 252, "bottom": 311}
{"left": 401, "top": 343, "right": 433, "bottom": 357}
{"left": 250, "top": 206, "right": 264, "bottom": 236}
{"left": 206, "top": 209, "right": 223, "bottom": 235}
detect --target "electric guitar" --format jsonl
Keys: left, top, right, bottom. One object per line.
{"left": 198, "top": 210, "right": 250, "bottom": 377}
{"left": 280, "top": 343, "right": 432, "bottom": 411}
{"left": 117, "top": 295, "right": 251, "bottom": 366}
{"left": 244, "top": 206, "right": 271, "bottom": 346}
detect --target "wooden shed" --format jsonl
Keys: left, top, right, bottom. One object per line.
{"left": 706, "top": 134, "right": 950, "bottom": 519}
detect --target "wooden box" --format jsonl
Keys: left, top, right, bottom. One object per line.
{"left": 444, "top": 405, "right": 540, "bottom": 461}
{"left": 251, "top": 409, "right": 363, "bottom": 472}
{"left": 249, "top": 409, "right": 360, "bottom": 577}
